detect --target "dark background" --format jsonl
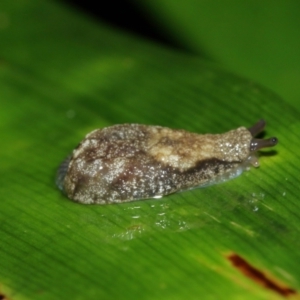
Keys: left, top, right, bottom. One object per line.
{"left": 63, "top": 0, "right": 183, "bottom": 49}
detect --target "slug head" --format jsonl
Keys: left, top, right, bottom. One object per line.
{"left": 248, "top": 119, "right": 278, "bottom": 152}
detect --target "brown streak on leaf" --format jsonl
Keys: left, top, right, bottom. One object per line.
{"left": 227, "top": 253, "right": 296, "bottom": 297}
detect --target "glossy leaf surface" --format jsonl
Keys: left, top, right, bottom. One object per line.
{"left": 0, "top": 1, "right": 299, "bottom": 299}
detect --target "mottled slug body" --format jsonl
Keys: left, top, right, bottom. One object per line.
{"left": 57, "top": 120, "right": 277, "bottom": 204}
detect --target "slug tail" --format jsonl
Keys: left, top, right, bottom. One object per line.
{"left": 56, "top": 156, "right": 71, "bottom": 191}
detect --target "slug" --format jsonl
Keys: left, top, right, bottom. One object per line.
{"left": 56, "top": 120, "right": 277, "bottom": 204}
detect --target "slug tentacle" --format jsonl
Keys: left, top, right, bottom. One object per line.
{"left": 248, "top": 119, "right": 278, "bottom": 152}
{"left": 57, "top": 121, "right": 278, "bottom": 204}
{"left": 250, "top": 137, "right": 278, "bottom": 152}
{"left": 248, "top": 119, "right": 266, "bottom": 137}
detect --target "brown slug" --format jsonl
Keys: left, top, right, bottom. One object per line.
{"left": 56, "top": 120, "right": 277, "bottom": 204}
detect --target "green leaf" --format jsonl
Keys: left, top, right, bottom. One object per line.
{"left": 136, "top": 0, "right": 300, "bottom": 104}
{"left": 0, "top": 1, "right": 299, "bottom": 299}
